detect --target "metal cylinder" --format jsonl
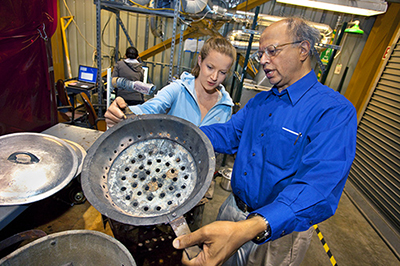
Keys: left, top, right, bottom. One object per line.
{"left": 112, "top": 77, "right": 156, "bottom": 95}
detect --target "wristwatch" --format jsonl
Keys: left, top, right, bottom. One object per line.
{"left": 247, "top": 213, "right": 271, "bottom": 244}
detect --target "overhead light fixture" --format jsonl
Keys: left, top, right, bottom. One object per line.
{"left": 276, "top": 0, "right": 388, "bottom": 16}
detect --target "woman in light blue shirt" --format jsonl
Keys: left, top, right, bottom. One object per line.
{"left": 105, "top": 36, "right": 236, "bottom": 127}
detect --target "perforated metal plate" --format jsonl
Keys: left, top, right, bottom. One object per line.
{"left": 82, "top": 114, "right": 215, "bottom": 226}
{"left": 107, "top": 138, "right": 196, "bottom": 217}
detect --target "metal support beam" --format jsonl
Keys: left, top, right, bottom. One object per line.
{"left": 234, "top": 6, "right": 260, "bottom": 104}
{"left": 115, "top": 11, "right": 120, "bottom": 63}
{"left": 177, "top": 24, "right": 185, "bottom": 75}
{"left": 96, "top": 0, "right": 103, "bottom": 117}
{"left": 139, "top": 20, "right": 224, "bottom": 60}
{"left": 60, "top": 16, "right": 74, "bottom": 79}
{"left": 320, "top": 22, "right": 347, "bottom": 85}
{"left": 238, "top": 54, "right": 258, "bottom": 78}
{"left": 169, "top": 0, "right": 181, "bottom": 81}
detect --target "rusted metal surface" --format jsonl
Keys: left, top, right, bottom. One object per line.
{"left": 169, "top": 216, "right": 201, "bottom": 259}
{"left": 82, "top": 114, "right": 215, "bottom": 226}
{"left": 107, "top": 138, "right": 197, "bottom": 218}
{"left": 0, "top": 229, "right": 47, "bottom": 252}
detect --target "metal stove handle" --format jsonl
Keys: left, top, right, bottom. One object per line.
{"left": 169, "top": 216, "right": 202, "bottom": 260}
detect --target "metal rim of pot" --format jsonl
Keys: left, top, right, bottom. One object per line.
{"left": 81, "top": 114, "right": 215, "bottom": 226}
{"left": 0, "top": 230, "right": 136, "bottom": 265}
{"left": 63, "top": 139, "right": 86, "bottom": 176}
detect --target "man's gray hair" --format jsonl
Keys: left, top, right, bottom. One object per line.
{"left": 284, "top": 17, "right": 321, "bottom": 56}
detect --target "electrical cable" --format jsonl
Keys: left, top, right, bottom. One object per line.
{"left": 102, "top": 13, "right": 115, "bottom": 48}
{"left": 184, "top": 10, "right": 212, "bottom": 23}
{"left": 62, "top": 0, "right": 96, "bottom": 50}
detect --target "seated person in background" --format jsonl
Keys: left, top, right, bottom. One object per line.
{"left": 112, "top": 46, "right": 145, "bottom": 105}
{"left": 105, "top": 36, "right": 236, "bottom": 128}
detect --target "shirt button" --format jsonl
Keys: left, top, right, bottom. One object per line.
{"left": 244, "top": 172, "right": 247, "bottom": 176}
{"left": 252, "top": 153, "right": 255, "bottom": 156}
{"left": 261, "top": 133, "right": 264, "bottom": 137}
{"left": 269, "top": 113, "right": 272, "bottom": 117}
{"left": 281, "top": 230, "right": 286, "bottom": 236}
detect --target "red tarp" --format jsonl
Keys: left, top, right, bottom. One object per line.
{"left": 0, "top": 0, "right": 58, "bottom": 135}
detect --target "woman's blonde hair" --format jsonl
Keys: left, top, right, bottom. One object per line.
{"left": 191, "top": 36, "right": 237, "bottom": 78}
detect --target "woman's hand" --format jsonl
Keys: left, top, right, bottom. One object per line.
{"left": 104, "top": 96, "right": 128, "bottom": 128}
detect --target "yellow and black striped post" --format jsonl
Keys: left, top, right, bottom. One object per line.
{"left": 313, "top": 224, "right": 338, "bottom": 266}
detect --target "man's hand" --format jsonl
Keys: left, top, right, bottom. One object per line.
{"left": 173, "top": 217, "right": 267, "bottom": 266}
{"left": 104, "top": 96, "right": 128, "bottom": 128}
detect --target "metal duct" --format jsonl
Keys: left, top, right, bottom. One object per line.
{"left": 227, "top": 13, "right": 333, "bottom": 50}
{"left": 149, "top": 0, "right": 164, "bottom": 39}
{"left": 182, "top": 0, "right": 208, "bottom": 14}
{"left": 128, "top": 0, "right": 152, "bottom": 6}
{"left": 227, "top": 30, "right": 260, "bottom": 50}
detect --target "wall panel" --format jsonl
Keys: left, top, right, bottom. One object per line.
{"left": 56, "top": 0, "right": 373, "bottom": 92}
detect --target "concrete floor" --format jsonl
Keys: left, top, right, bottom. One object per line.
{"left": 0, "top": 154, "right": 399, "bottom": 265}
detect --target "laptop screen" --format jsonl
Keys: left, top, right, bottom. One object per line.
{"left": 78, "top": 65, "right": 98, "bottom": 83}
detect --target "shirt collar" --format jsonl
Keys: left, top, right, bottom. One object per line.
{"left": 124, "top": 58, "right": 139, "bottom": 64}
{"left": 270, "top": 70, "right": 318, "bottom": 105}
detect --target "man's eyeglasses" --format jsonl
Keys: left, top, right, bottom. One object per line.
{"left": 254, "top": 41, "right": 303, "bottom": 62}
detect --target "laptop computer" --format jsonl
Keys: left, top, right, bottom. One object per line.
{"left": 67, "top": 65, "right": 98, "bottom": 90}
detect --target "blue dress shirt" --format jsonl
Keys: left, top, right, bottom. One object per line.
{"left": 201, "top": 70, "right": 357, "bottom": 242}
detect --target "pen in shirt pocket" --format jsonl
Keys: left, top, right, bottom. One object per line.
{"left": 282, "top": 127, "right": 302, "bottom": 145}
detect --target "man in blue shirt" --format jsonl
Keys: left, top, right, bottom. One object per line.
{"left": 173, "top": 17, "right": 357, "bottom": 265}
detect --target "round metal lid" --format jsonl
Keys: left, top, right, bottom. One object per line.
{"left": 0, "top": 132, "right": 78, "bottom": 205}
{"left": 219, "top": 168, "right": 232, "bottom": 180}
